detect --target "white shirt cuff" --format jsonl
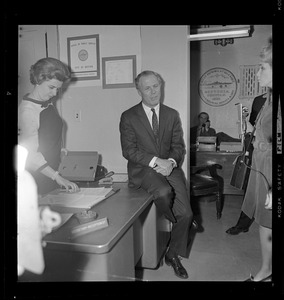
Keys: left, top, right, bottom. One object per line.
{"left": 149, "top": 156, "right": 158, "bottom": 168}
{"left": 168, "top": 158, "right": 177, "bottom": 168}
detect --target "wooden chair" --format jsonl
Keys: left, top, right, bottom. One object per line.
{"left": 190, "top": 163, "right": 224, "bottom": 219}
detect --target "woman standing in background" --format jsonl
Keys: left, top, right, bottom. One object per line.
{"left": 18, "top": 57, "right": 79, "bottom": 195}
{"left": 241, "top": 37, "right": 272, "bottom": 282}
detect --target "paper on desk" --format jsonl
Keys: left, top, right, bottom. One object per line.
{"left": 39, "top": 187, "right": 113, "bottom": 211}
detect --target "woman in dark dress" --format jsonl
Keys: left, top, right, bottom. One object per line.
{"left": 242, "top": 38, "right": 272, "bottom": 282}
{"left": 18, "top": 57, "right": 79, "bottom": 195}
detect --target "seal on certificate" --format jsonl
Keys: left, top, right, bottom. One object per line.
{"left": 78, "top": 49, "right": 88, "bottom": 61}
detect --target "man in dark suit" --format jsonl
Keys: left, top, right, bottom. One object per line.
{"left": 120, "top": 70, "right": 193, "bottom": 279}
{"left": 226, "top": 93, "right": 267, "bottom": 235}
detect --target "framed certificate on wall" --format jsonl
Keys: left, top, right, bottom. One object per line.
{"left": 102, "top": 55, "right": 136, "bottom": 89}
{"left": 67, "top": 34, "right": 100, "bottom": 81}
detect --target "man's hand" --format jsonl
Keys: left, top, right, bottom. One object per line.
{"left": 154, "top": 158, "right": 174, "bottom": 176}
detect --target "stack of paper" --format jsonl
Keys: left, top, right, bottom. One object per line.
{"left": 220, "top": 142, "right": 242, "bottom": 152}
{"left": 39, "top": 187, "right": 113, "bottom": 213}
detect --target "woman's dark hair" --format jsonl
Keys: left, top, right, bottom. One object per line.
{"left": 29, "top": 57, "right": 71, "bottom": 85}
{"left": 198, "top": 112, "right": 209, "bottom": 120}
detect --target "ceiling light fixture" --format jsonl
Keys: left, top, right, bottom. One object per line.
{"left": 188, "top": 25, "right": 251, "bottom": 41}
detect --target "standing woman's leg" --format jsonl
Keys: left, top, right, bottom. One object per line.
{"left": 254, "top": 225, "right": 272, "bottom": 281}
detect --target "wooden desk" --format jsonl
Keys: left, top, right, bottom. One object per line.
{"left": 35, "top": 183, "right": 169, "bottom": 281}
{"left": 191, "top": 151, "right": 244, "bottom": 195}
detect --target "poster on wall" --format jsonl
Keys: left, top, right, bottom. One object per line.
{"left": 67, "top": 34, "right": 100, "bottom": 81}
{"left": 198, "top": 67, "right": 237, "bottom": 107}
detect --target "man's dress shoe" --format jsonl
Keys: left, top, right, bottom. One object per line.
{"left": 226, "top": 226, "right": 249, "bottom": 235}
{"left": 165, "top": 255, "right": 188, "bottom": 279}
{"left": 192, "top": 220, "right": 198, "bottom": 230}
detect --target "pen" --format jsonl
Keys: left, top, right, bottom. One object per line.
{"left": 105, "top": 171, "right": 114, "bottom": 178}
{"left": 95, "top": 171, "right": 115, "bottom": 182}
{"left": 112, "top": 188, "right": 120, "bottom": 195}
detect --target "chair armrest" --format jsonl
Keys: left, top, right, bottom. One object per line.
{"left": 207, "top": 163, "right": 222, "bottom": 178}
{"left": 190, "top": 163, "right": 222, "bottom": 178}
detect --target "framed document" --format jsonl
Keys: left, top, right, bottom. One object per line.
{"left": 102, "top": 55, "right": 136, "bottom": 89}
{"left": 67, "top": 34, "right": 100, "bottom": 81}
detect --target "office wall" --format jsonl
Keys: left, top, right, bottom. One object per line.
{"left": 140, "top": 25, "right": 189, "bottom": 175}
{"left": 57, "top": 25, "right": 189, "bottom": 176}
{"left": 190, "top": 25, "right": 272, "bottom": 138}
{"left": 57, "top": 25, "right": 142, "bottom": 172}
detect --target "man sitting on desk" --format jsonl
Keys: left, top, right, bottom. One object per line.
{"left": 119, "top": 70, "right": 193, "bottom": 279}
{"left": 190, "top": 112, "right": 216, "bottom": 145}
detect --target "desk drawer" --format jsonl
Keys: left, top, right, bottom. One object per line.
{"left": 136, "top": 202, "right": 171, "bottom": 269}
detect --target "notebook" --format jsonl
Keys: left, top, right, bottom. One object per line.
{"left": 58, "top": 151, "right": 99, "bottom": 182}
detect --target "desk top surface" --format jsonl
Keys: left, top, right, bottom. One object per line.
{"left": 192, "top": 150, "right": 242, "bottom": 155}
{"left": 44, "top": 183, "right": 152, "bottom": 254}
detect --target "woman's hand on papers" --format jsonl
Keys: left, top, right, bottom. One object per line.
{"left": 55, "top": 175, "right": 80, "bottom": 193}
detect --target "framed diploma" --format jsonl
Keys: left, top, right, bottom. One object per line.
{"left": 102, "top": 55, "right": 136, "bottom": 89}
{"left": 67, "top": 34, "right": 100, "bottom": 81}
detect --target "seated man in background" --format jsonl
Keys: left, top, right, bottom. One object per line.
{"left": 191, "top": 111, "right": 242, "bottom": 149}
{"left": 190, "top": 112, "right": 216, "bottom": 146}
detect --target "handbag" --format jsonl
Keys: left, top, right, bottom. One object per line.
{"left": 230, "top": 148, "right": 251, "bottom": 190}
{"left": 230, "top": 132, "right": 253, "bottom": 190}
{"left": 230, "top": 102, "right": 265, "bottom": 190}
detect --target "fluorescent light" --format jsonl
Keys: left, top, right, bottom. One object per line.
{"left": 190, "top": 29, "right": 250, "bottom": 41}
{"left": 188, "top": 25, "right": 251, "bottom": 41}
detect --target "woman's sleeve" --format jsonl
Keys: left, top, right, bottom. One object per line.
{"left": 18, "top": 106, "right": 47, "bottom": 171}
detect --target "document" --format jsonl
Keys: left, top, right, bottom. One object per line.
{"left": 39, "top": 187, "right": 113, "bottom": 213}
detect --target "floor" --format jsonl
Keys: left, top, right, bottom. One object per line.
{"left": 135, "top": 194, "right": 262, "bottom": 281}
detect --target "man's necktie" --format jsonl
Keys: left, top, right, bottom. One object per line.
{"left": 151, "top": 108, "right": 159, "bottom": 145}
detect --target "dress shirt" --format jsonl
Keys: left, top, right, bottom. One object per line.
{"left": 142, "top": 102, "right": 160, "bottom": 129}
{"left": 142, "top": 102, "right": 176, "bottom": 169}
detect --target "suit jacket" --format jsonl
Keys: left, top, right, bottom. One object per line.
{"left": 190, "top": 125, "right": 216, "bottom": 144}
{"left": 244, "top": 93, "right": 267, "bottom": 153}
{"left": 249, "top": 93, "right": 267, "bottom": 125}
{"left": 120, "top": 102, "right": 185, "bottom": 188}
